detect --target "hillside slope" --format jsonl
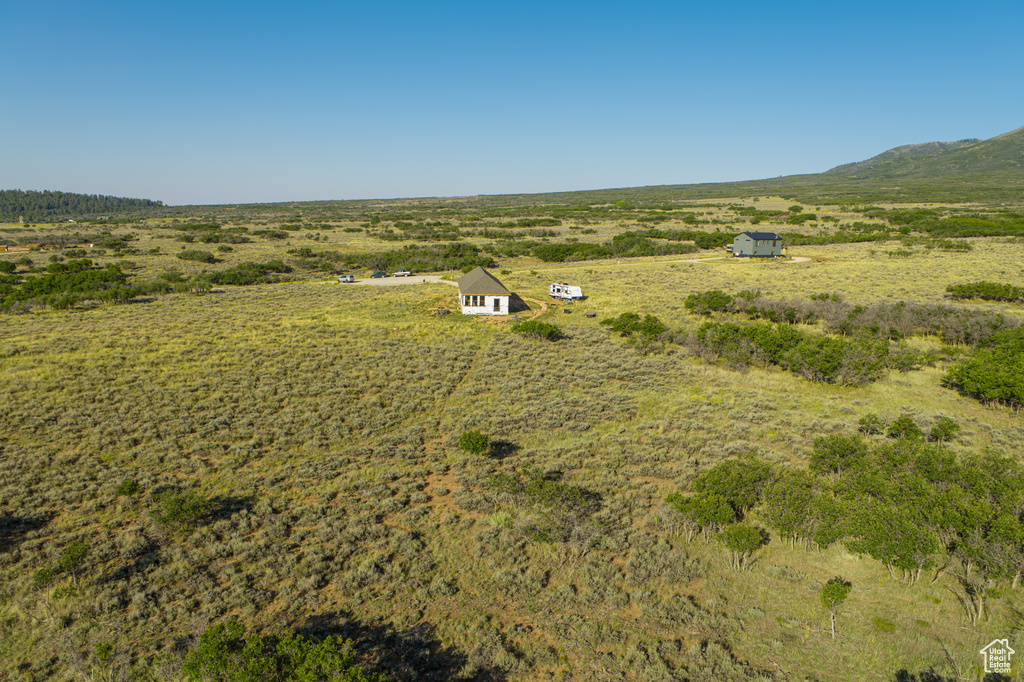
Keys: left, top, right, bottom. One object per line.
{"left": 825, "top": 139, "right": 982, "bottom": 175}
{"left": 824, "top": 126, "right": 1024, "bottom": 179}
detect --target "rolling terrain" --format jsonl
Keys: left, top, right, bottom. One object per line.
{"left": 1, "top": 128, "right": 1024, "bottom": 681}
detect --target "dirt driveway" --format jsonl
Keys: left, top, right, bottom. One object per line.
{"left": 336, "top": 275, "right": 457, "bottom": 287}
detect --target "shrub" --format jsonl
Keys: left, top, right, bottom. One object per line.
{"left": 684, "top": 290, "right": 733, "bottom": 315}
{"left": 600, "top": 312, "right": 666, "bottom": 337}
{"left": 810, "top": 434, "right": 868, "bottom": 477}
{"left": 458, "top": 430, "right": 490, "bottom": 455}
{"left": 209, "top": 261, "right": 291, "bottom": 286}
{"left": 488, "top": 463, "right": 601, "bottom": 545}
{"left": 59, "top": 540, "right": 89, "bottom": 576}
{"left": 177, "top": 250, "right": 217, "bottom": 263}
{"left": 33, "top": 566, "right": 56, "bottom": 589}
{"left": 858, "top": 413, "right": 885, "bottom": 435}
{"left": 946, "top": 281, "right": 1024, "bottom": 302}
{"left": 929, "top": 416, "right": 960, "bottom": 442}
{"left": 116, "top": 479, "right": 141, "bottom": 496}
{"left": 183, "top": 617, "right": 383, "bottom": 682}
{"left": 887, "top": 415, "right": 923, "bottom": 440}
{"left": 511, "top": 319, "right": 563, "bottom": 341}
{"left": 151, "top": 489, "right": 209, "bottom": 528}
{"left": 943, "top": 327, "right": 1024, "bottom": 408}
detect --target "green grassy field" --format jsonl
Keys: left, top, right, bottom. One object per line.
{"left": 2, "top": 199, "right": 1024, "bottom": 681}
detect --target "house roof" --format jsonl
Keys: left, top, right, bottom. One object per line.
{"left": 740, "top": 231, "right": 782, "bottom": 240}
{"left": 458, "top": 267, "right": 510, "bottom": 296}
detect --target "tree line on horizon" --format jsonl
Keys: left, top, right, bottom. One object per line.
{"left": 0, "top": 190, "right": 163, "bottom": 222}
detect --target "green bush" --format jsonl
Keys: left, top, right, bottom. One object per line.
{"left": 511, "top": 319, "right": 564, "bottom": 341}
{"left": 684, "top": 290, "right": 733, "bottom": 315}
{"left": 488, "top": 463, "right": 601, "bottom": 545}
{"left": 58, "top": 540, "right": 89, "bottom": 575}
{"left": 209, "top": 261, "right": 291, "bottom": 286}
{"left": 691, "top": 457, "right": 772, "bottom": 517}
{"left": 177, "top": 250, "right": 217, "bottom": 263}
{"left": 946, "top": 281, "right": 1024, "bottom": 302}
{"left": 928, "top": 416, "right": 960, "bottom": 442}
{"left": 458, "top": 430, "right": 490, "bottom": 455}
{"left": 33, "top": 566, "right": 56, "bottom": 589}
{"left": 689, "top": 321, "right": 894, "bottom": 386}
{"left": 887, "top": 415, "right": 923, "bottom": 440}
{"left": 810, "top": 434, "right": 868, "bottom": 477}
{"left": 858, "top": 413, "right": 885, "bottom": 435}
{"left": 183, "top": 617, "right": 383, "bottom": 682}
{"left": 600, "top": 312, "right": 667, "bottom": 337}
{"left": 943, "top": 327, "right": 1024, "bottom": 408}
{"left": 151, "top": 489, "right": 209, "bottom": 528}
{"left": 116, "top": 479, "right": 141, "bottom": 496}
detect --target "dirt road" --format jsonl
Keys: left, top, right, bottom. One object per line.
{"left": 335, "top": 275, "right": 458, "bottom": 287}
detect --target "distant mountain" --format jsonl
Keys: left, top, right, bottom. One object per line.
{"left": 823, "top": 126, "right": 1024, "bottom": 179}
{"left": 582, "top": 125, "right": 1024, "bottom": 205}
{"left": 825, "top": 139, "right": 981, "bottom": 175}
{"left": 476, "top": 126, "right": 1024, "bottom": 207}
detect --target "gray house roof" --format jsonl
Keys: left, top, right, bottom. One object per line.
{"left": 740, "top": 231, "right": 782, "bottom": 240}
{"left": 458, "top": 267, "right": 510, "bottom": 296}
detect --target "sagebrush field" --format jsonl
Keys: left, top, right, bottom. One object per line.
{"left": 2, "top": 196, "right": 1024, "bottom": 681}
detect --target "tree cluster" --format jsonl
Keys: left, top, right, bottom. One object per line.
{"left": 666, "top": 430, "right": 1024, "bottom": 625}
{"left": 0, "top": 258, "right": 134, "bottom": 312}
{"left": 946, "top": 280, "right": 1024, "bottom": 302}
{"left": 685, "top": 288, "right": 1020, "bottom": 346}
{"left": 943, "top": 327, "right": 1024, "bottom": 408}
{"left": 685, "top": 320, "right": 918, "bottom": 385}
{"left": 183, "top": 617, "right": 383, "bottom": 682}
{"left": 532, "top": 232, "right": 699, "bottom": 262}
{"left": 0, "top": 189, "right": 163, "bottom": 222}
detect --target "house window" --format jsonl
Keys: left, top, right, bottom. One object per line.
{"left": 464, "top": 295, "right": 470, "bottom": 306}
{"left": 493, "top": 297, "right": 500, "bottom": 312}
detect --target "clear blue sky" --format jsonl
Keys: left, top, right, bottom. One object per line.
{"left": 3, "top": 0, "right": 1022, "bottom": 205}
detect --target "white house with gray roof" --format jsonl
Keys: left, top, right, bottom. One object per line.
{"left": 458, "top": 266, "right": 510, "bottom": 315}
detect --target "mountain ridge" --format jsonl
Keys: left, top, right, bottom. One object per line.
{"left": 822, "top": 127, "right": 1024, "bottom": 180}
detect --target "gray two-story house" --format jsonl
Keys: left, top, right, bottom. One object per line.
{"left": 733, "top": 231, "right": 783, "bottom": 258}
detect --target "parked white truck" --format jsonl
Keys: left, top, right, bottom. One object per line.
{"left": 549, "top": 282, "right": 584, "bottom": 301}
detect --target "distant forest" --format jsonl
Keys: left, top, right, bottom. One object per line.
{"left": 0, "top": 190, "right": 163, "bottom": 222}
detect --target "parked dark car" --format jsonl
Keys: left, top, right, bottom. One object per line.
{"left": 370, "top": 271, "right": 387, "bottom": 278}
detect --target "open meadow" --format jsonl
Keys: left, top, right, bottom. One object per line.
{"left": 2, "top": 198, "right": 1024, "bottom": 681}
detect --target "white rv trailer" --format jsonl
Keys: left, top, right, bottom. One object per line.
{"left": 548, "top": 282, "right": 584, "bottom": 301}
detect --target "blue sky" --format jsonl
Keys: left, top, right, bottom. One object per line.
{"left": 3, "top": 1, "right": 1022, "bottom": 205}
